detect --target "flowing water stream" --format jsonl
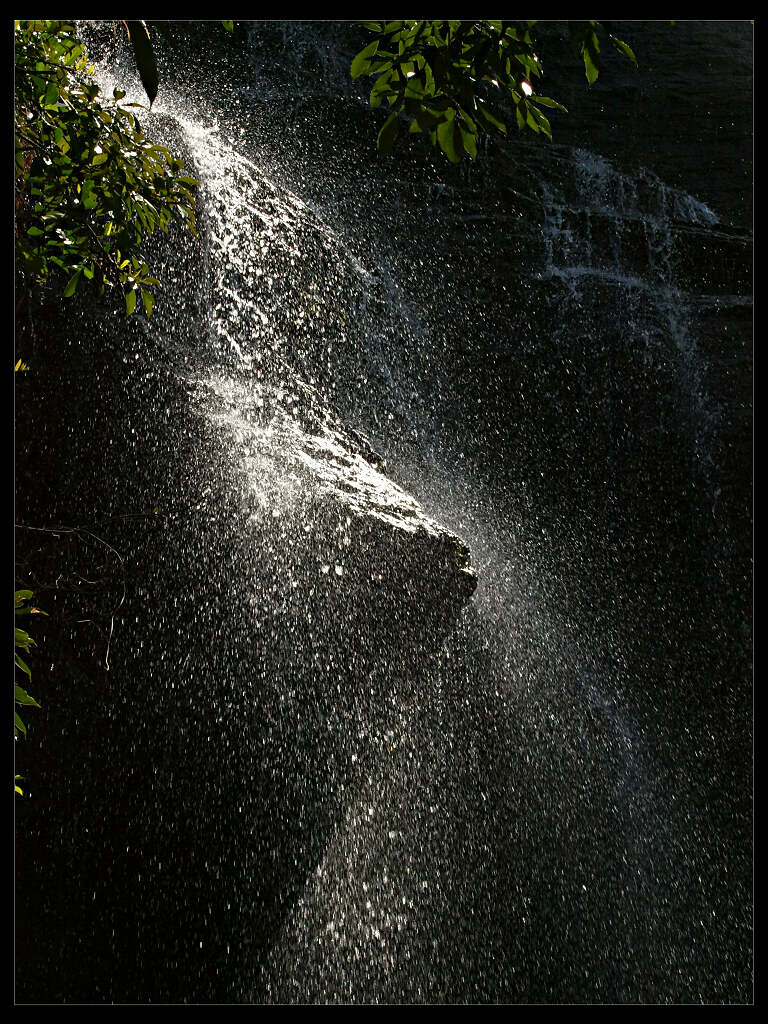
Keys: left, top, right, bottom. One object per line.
{"left": 15, "top": 22, "right": 752, "bottom": 1004}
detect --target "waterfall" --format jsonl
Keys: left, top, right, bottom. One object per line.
{"left": 15, "top": 22, "right": 752, "bottom": 1004}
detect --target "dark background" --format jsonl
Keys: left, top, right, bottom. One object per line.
{"left": 15, "top": 21, "right": 752, "bottom": 1003}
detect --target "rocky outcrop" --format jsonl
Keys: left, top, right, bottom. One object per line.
{"left": 194, "top": 371, "right": 476, "bottom": 619}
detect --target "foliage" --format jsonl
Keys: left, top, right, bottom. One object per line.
{"left": 567, "top": 20, "right": 637, "bottom": 85}
{"left": 123, "top": 19, "right": 234, "bottom": 109}
{"left": 123, "top": 20, "right": 159, "bottom": 107}
{"left": 350, "top": 20, "right": 636, "bottom": 162}
{"left": 15, "top": 591, "right": 44, "bottom": 795}
{"left": 14, "top": 20, "right": 198, "bottom": 316}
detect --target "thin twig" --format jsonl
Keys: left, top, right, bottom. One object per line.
{"left": 103, "top": 580, "right": 126, "bottom": 671}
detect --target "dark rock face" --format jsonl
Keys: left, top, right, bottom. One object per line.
{"left": 14, "top": 307, "right": 476, "bottom": 1002}
{"left": 528, "top": 20, "right": 753, "bottom": 230}
{"left": 194, "top": 373, "right": 476, "bottom": 614}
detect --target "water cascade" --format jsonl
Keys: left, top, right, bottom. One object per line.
{"left": 15, "top": 22, "right": 752, "bottom": 1004}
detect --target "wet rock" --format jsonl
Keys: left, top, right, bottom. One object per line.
{"left": 194, "top": 371, "right": 478, "bottom": 623}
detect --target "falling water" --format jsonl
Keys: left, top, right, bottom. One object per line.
{"left": 15, "top": 22, "right": 752, "bottom": 1004}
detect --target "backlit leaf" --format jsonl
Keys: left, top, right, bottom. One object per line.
{"left": 15, "top": 684, "right": 40, "bottom": 708}
{"left": 63, "top": 269, "right": 82, "bottom": 297}
{"left": 609, "top": 35, "right": 637, "bottom": 63}
{"left": 351, "top": 41, "right": 380, "bottom": 78}
{"left": 125, "top": 20, "right": 159, "bottom": 107}
{"left": 377, "top": 111, "right": 399, "bottom": 155}
{"left": 15, "top": 654, "right": 31, "bottom": 679}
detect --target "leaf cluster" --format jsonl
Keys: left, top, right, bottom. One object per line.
{"left": 14, "top": 20, "right": 198, "bottom": 315}
{"left": 14, "top": 590, "right": 44, "bottom": 744}
{"left": 351, "top": 20, "right": 635, "bottom": 162}
{"left": 567, "top": 20, "right": 637, "bottom": 85}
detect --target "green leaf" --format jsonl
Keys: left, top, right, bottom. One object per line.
{"left": 43, "top": 80, "right": 59, "bottom": 106}
{"left": 532, "top": 94, "right": 568, "bottom": 112}
{"left": 475, "top": 101, "right": 507, "bottom": 135}
{"left": 377, "top": 111, "right": 400, "bottom": 155}
{"left": 369, "top": 72, "right": 396, "bottom": 108}
{"left": 459, "top": 124, "right": 478, "bottom": 159}
{"left": 414, "top": 107, "right": 441, "bottom": 133}
{"left": 436, "top": 115, "right": 462, "bottom": 163}
{"left": 524, "top": 106, "right": 541, "bottom": 133}
{"left": 63, "top": 269, "right": 82, "bottom": 297}
{"left": 609, "top": 35, "right": 637, "bottom": 64}
{"left": 125, "top": 21, "right": 159, "bottom": 107}
{"left": 404, "top": 74, "right": 425, "bottom": 100}
{"left": 141, "top": 287, "right": 154, "bottom": 317}
{"left": 15, "top": 712, "right": 27, "bottom": 737}
{"left": 221, "top": 21, "right": 234, "bottom": 32}
{"left": 15, "top": 684, "right": 40, "bottom": 709}
{"left": 582, "top": 32, "right": 600, "bottom": 85}
{"left": 15, "top": 653, "right": 31, "bottom": 679}
{"left": 15, "top": 627, "right": 33, "bottom": 650}
{"left": 528, "top": 104, "right": 552, "bottom": 137}
{"left": 351, "top": 41, "right": 380, "bottom": 78}
{"left": 125, "top": 287, "right": 137, "bottom": 315}
{"left": 583, "top": 50, "right": 599, "bottom": 84}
